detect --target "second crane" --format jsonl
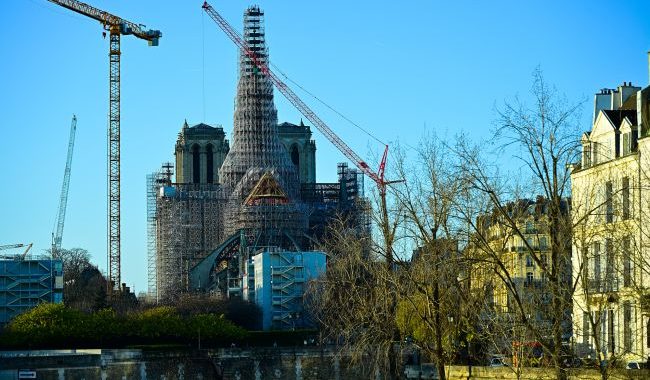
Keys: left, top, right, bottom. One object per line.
{"left": 46, "top": 0, "right": 162, "bottom": 293}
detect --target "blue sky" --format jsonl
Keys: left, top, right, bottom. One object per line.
{"left": 1, "top": 1, "right": 649, "bottom": 293}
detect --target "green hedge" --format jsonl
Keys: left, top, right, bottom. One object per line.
{"left": 0, "top": 304, "right": 248, "bottom": 349}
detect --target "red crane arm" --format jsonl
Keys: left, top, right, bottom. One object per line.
{"left": 202, "top": 1, "right": 386, "bottom": 188}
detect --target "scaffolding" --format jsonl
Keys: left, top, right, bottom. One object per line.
{"left": 300, "top": 163, "right": 370, "bottom": 246}
{"left": 218, "top": 6, "right": 306, "bottom": 249}
{"left": 146, "top": 173, "right": 157, "bottom": 301}
{"left": 153, "top": 6, "right": 369, "bottom": 300}
{"left": 155, "top": 181, "right": 226, "bottom": 300}
{"left": 146, "top": 163, "right": 173, "bottom": 301}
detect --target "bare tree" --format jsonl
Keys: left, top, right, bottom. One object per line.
{"left": 457, "top": 68, "right": 583, "bottom": 379}
{"left": 309, "top": 215, "right": 401, "bottom": 379}
{"left": 310, "top": 134, "right": 475, "bottom": 380}
{"left": 389, "top": 135, "right": 470, "bottom": 380}
{"left": 49, "top": 248, "right": 109, "bottom": 312}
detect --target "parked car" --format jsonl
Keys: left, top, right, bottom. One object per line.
{"left": 404, "top": 363, "right": 439, "bottom": 379}
{"left": 626, "top": 361, "right": 643, "bottom": 370}
{"left": 419, "top": 364, "right": 438, "bottom": 379}
{"left": 490, "top": 357, "right": 508, "bottom": 367}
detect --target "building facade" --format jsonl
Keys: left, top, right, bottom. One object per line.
{"left": 0, "top": 257, "right": 63, "bottom": 325}
{"left": 469, "top": 197, "right": 572, "bottom": 345}
{"left": 571, "top": 80, "right": 650, "bottom": 361}
{"left": 278, "top": 120, "right": 316, "bottom": 184}
{"left": 243, "top": 249, "right": 326, "bottom": 330}
{"left": 175, "top": 121, "right": 229, "bottom": 185}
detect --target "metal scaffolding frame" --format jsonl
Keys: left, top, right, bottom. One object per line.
{"left": 218, "top": 6, "right": 306, "bottom": 249}
{"left": 155, "top": 183, "right": 226, "bottom": 300}
{"left": 151, "top": 6, "right": 370, "bottom": 301}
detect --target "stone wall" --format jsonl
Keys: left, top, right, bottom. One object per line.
{"left": 2, "top": 350, "right": 649, "bottom": 380}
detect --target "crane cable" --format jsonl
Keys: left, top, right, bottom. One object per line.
{"left": 269, "top": 62, "right": 386, "bottom": 147}
{"left": 202, "top": 9, "right": 207, "bottom": 122}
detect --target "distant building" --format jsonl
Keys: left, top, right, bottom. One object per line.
{"left": 243, "top": 249, "right": 326, "bottom": 330}
{"left": 0, "top": 257, "right": 63, "bottom": 326}
{"left": 469, "top": 197, "right": 572, "bottom": 345}
{"left": 571, "top": 78, "right": 650, "bottom": 361}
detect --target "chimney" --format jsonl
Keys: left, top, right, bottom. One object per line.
{"left": 647, "top": 51, "right": 650, "bottom": 85}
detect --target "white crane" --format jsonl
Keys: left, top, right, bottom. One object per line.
{"left": 52, "top": 115, "right": 77, "bottom": 256}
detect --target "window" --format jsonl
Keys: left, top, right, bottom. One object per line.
{"left": 290, "top": 144, "right": 300, "bottom": 167}
{"left": 583, "top": 144, "right": 591, "bottom": 167}
{"left": 605, "top": 239, "right": 614, "bottom": 291}
{"left": 525, "top": 221, "right": 534, "bottom": 234}
{"left": 623, "top": 237, "right": 632, "bottom": 287}
{"left": 605, "top": 181, "right": 613, "bottom": 223}
{"left": 608, "top": 309, "right": 615, "bottom": 354}
{"left": 582, "top": 247, "right": 589, "bottom": 283}
{"left": 593, "top": 142, "right": 599, "bottom": 164}
{"left": 206, "top": 144, "right": 214, "bottom": 184}
{"left": 539, "top": 236, "right": 548, "bottom": 249}
{"left": 526, "top": 255, "right": 534, "bottom": 267}
{"left": 594, "top": 242, "right": 601, "bottom": 291}
{"left": 192, "top": 144, "right": 200, "bottom": 184}
{"left": 623, "top": 133, "right": 630, "bottom": 155}
{"left": 583, "top": 312, "right": 590, "bottom": 345}
{"left": 540, "top": 253, "right": 547, "bottom": 268}
{"left": 622, "top": 177, "right": 630, "bottom": 220}
{"left": 526, "top": 272, "right": 533, "bottom": 285}
{"left": 624, "top": 302, "right": 632, "bottom": 352}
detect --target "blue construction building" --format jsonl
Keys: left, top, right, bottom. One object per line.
{"left": 243, "top": 249, "right": 326, "bottom": 330}
{"left": 0, "top": 257, "right": 63, "bottom": 326}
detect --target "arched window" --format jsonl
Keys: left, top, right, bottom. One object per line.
{"left": 290, "top": 144, "right": 300, "bottom": 168}
{"left": 192, "top": 144, "right": 200, "bottom": 184}
{"left": 206, "top": 144, "right": 214, "bottom": 184}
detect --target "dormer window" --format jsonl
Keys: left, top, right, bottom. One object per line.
{"left": 582, "top": 143, "right": 591, "bottom": 167}
{"left": 620, "top": 124, "right": 638, "bottom": 156}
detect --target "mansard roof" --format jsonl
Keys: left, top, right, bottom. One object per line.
{"left": 602, "top": 109, "right": 637, "bottom": 130}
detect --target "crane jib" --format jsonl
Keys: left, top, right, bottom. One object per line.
{"left": 202, "top": 1, "right": 391, "bottom": 191}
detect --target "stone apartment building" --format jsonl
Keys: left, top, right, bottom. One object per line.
{"left": 571, "top": 77, "right": 650, "bottom": 361}
{"left": 470, "top": 197, "right": 572, "bottom": 344}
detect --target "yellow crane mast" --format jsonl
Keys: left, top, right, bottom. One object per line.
{"left": 46, "top": 0, "right": 161, "bottom": 294}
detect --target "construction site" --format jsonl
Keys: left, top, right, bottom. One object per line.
{"left": 147, "top": 5, "right": 371, "bottom": 303}
{"left": 2, "top": 0, "right": 387, "bottom": 331}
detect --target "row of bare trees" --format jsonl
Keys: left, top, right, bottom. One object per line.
{"left": 308, "top": 70, "right": 649, "bottom": 380}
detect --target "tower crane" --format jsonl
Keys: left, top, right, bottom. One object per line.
{"left": 52, "top": 115, "right": 77, "bottom": 258}
{"left": 0, "top": 244, "right": 34, "bottom": 260}
{"left": 201, "top": 2, "right": 400, "bottom": 196}
{"left": 46, "top": 0, "right": 162, "bottom": 292}
{"left": 203, "top": 2, "right": 403, "bottom": 265}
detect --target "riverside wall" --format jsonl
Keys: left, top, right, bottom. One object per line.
{"left": 1, "top": 349, "right": 649, "bottom": 379}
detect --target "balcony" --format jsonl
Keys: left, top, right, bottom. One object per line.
{"left": 586, "top": 277, "right": 619, "bottom": 293}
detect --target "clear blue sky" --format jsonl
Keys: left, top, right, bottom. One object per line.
{"left": 1, "top": 1, "right": 649, "bottom": 293}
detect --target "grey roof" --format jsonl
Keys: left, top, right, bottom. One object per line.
{"left": 191, "top": 123, "right": 216, "bottom": 130}
{"left": 603, "top": 109, "right": 637, "bottom": 129}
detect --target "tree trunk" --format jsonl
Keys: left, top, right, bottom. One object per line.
{"left": 434, "top": 263, "right": 447, "bottom": 380}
